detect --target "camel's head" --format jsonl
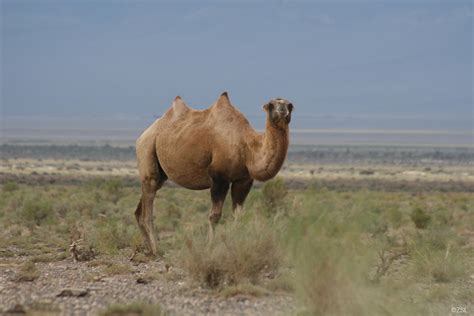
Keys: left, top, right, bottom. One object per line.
{"left": 263, "top": 98, "right": 294, "bottom": 127}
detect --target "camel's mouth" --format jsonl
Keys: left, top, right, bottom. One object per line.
{"left": 277, "top": 109, "right": 289, "bottom": 117}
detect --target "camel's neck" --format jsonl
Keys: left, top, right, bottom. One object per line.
{"left": 246, "top": 119, "right": 289, "bottom": 182}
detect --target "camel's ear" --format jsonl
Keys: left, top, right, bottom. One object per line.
{"left": 263, "top": 102, "right": 273, "bottom": 112}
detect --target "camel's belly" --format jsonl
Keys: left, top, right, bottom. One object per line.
{"left": 167, "top": 171, "right": 211, "bottom": 190}
{"left": 156, "top": 139, "right": 212, "bottom": 190}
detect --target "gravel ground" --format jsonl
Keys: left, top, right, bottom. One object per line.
{"left": 0, "top": 256, "right": 296, "bottom": 316}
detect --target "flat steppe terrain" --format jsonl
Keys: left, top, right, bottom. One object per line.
{"left": 0, "top": 144, "right": 473, "bottom": 315}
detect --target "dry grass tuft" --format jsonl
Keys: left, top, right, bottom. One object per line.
{"left": 410, "top": 207, "right": 431, "bottom": 229}
{"left": 69, "top": 239, "right": 97, "bottom": 262}
{"left": 15, "top": 260, "right": 40, "bottom": 282}
{"left": 103, "top": 263, "right": 132, "bottom": 276}
{"left": 181, "top": 216, "right": 280, "bottom": 288}
{"left": 294, "top": 239, "right": 367, "bottom": 315}
{"left": 31, "top": 253, "right": 68, "bottom": 263}
{"left": 411, "top": 242, "right": 466, "bottom": 283}
{"left": 261, "top": 177, "right": 288, "bottom": 215}
{"left": 264, "top": 274, "right": 294, "bottom": 293}
{"left": 371, "top": 247, "right": 408, "bottom": 283}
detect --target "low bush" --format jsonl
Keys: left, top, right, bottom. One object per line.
{"left": 180, "top": 214, "right": 280, "bottom": 288}
{"left": 410, "top": 234, "right": 466, "bottom": 283}
{"left": 90, "top": 218, "right": 140, "bottom": 254}
{"left": 15, "top": 260, "right": 40, "bottom": 282}
{"left": 261, "top": 177, "right": 288, "bottom": 215}
{"left": 410, "top": 207, "right": 431, "bottom": 229}
{"left": 2, "top": 181, "right": 19, "bottom": 192}
{"left": 102, "top": 178, "right": 123, "bottom": 204}
{"left": 19, "top": 195, "right": 55, "bottom": 226}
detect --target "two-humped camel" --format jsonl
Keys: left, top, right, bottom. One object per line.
{"left": 135, "top": 92, "right": 293, "bottom": 255}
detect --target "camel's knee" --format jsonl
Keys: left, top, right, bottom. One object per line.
{"left": 142, "top": 176, "right": 159, "bottom": 192}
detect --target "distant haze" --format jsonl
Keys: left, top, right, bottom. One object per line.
{"left": 1, "top": 0, "right": 473, "bottom": 134}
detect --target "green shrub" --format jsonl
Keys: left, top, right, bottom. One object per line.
{"left": 91, "top": 219, "right": 139, "bottom": 254}
{"left": 261, "top": 177, "right": 288, "bottom": 215}
{"left": 3, "top": 181, "right": 19, "bottom": 192}
{"left": 102, "top": 178, "right": 123, "bottom": 203}
{"left": 156, "top": 200, "right": 182, "bottom": 230}
{"left": 410, "top": 207, "right": 431, "bottom": 229}
{"left": 386, "top": 207, "right": 403, "bottom": 228}
{"left": 20, "top": 196, "right": 55, "bottom": 226}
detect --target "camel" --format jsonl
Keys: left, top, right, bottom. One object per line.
{"left": 135, "top": 92, "right": 293, "bottom": 255}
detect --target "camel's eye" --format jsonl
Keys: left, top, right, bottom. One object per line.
{"left": 287, "top": 103, "right": 293, "bottom": 111}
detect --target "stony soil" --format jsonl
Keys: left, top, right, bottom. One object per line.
{"left": 0, "top": 255, "right": 296, "bottom": 315}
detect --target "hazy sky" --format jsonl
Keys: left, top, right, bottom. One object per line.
{"left": 1, "top": 0, "right": 472, "bottom": 128}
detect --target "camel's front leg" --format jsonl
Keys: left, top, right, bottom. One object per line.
{"left": 231, "top": 178, "right": 253, "bottom": 220}
{"left": 208, "top": 176, "right": 230, "bottom": 242}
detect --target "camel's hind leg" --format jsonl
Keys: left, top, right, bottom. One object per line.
{"left": 135, "top": 145, "right": 167, "bottom": 256}
{"left": 208, "top": 176, "right": 230, "bottom": 241}
{"left": 231, "top": 178, "right": 253, "bottom": 219}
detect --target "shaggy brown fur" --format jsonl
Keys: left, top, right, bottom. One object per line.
{"left": 135, "top": 92, "right": 293, "bottom": 255}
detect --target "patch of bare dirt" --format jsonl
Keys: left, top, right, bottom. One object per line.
{"left": 0, "top": 256, "right": 295, "bottom": 316}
